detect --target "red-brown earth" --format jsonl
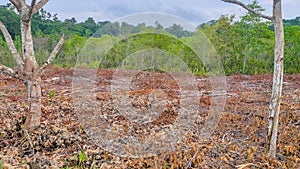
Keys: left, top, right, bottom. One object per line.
{"left": 0, "top": 65, "right": 299, "bottom": 168}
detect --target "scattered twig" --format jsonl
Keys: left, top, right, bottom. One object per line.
{"left": 292, "top": 121, "right": 300, "bottom": 126}
{"left": 24, "top": 130, "right": 35, "bottom": 155}
{"left": 185, "top": 147, "right": 200, "bottom": 168}
{"left": 236, "top": 163, "right": 261, "bottom": 169}
{"left": 159, "top": 153, "right": 168, "bottom": 169}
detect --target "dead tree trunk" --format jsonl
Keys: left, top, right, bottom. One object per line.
{"left": 221, "top": 0, "right": 284, "bottom": 158}
{"left": 0, "top": 0, "right": 64, "bottom": 130}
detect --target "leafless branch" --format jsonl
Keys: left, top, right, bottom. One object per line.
{"left": 9, "top": 0, "right": 21, "bottom": 9}
{"left": 38, "top": 34, "right": 64, "bottom": 73}
{"left": 32, "top": 0, "right": 49, "bottom": 14}
{"left": 27, "top": 0, "right": 37, "bottom": 21}
{"left": 30, "top": 0, "right": 37, "bottom": 10}
{"left": 222, "top": 0, "right": 273, "bottom": 21}
{"left": 0, "top": 21, "right": 24, "bottom": 70}
{"left": 0, "top": 64, "right": 23, "bottom": 80}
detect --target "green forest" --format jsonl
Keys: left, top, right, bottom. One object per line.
{"left": 0, "top": 2, "right": 299, "bottom": 75}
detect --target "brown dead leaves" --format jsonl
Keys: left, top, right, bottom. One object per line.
{"left": 0, "top": 68, "right": 299, "bottom": 168}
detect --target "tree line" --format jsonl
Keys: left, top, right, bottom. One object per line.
{"left": 0, "top": 2, "right": 299, "bottom": 75}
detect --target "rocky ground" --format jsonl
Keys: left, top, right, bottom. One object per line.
{"left": 0, "top": 65, "right": 299, "bottom": 168}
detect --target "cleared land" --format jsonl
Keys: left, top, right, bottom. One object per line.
{"left": 0, "top": 66, "right": 299, "bottom": 168}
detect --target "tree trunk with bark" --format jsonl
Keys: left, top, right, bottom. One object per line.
{"left": 0, "top": 0, "right": 64, "bottom": 130}
{"left": 24, "top": 77, "right": 42, "bottom": 128}
{"left": 221, "top": 0, "right": 284, "bottom": 158}
{"left": 267, "top": 0, "right": 284, "bottom": 158}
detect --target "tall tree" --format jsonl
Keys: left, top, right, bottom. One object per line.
{"left": 222, "top": 0, "right": 284, "bottom": 158}
{"left": 0, "top": 0, "right": 64, "bottom": 130}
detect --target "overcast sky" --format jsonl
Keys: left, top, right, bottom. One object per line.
{"left": 3, "top": 0, "right": 300, "bottom": 27}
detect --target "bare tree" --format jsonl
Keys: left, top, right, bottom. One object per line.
{"left": 221, "top": 0, "right": 284, "bottom": 158}
{"left": 0, "top": 0, "right": 64, "bottom": 130}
